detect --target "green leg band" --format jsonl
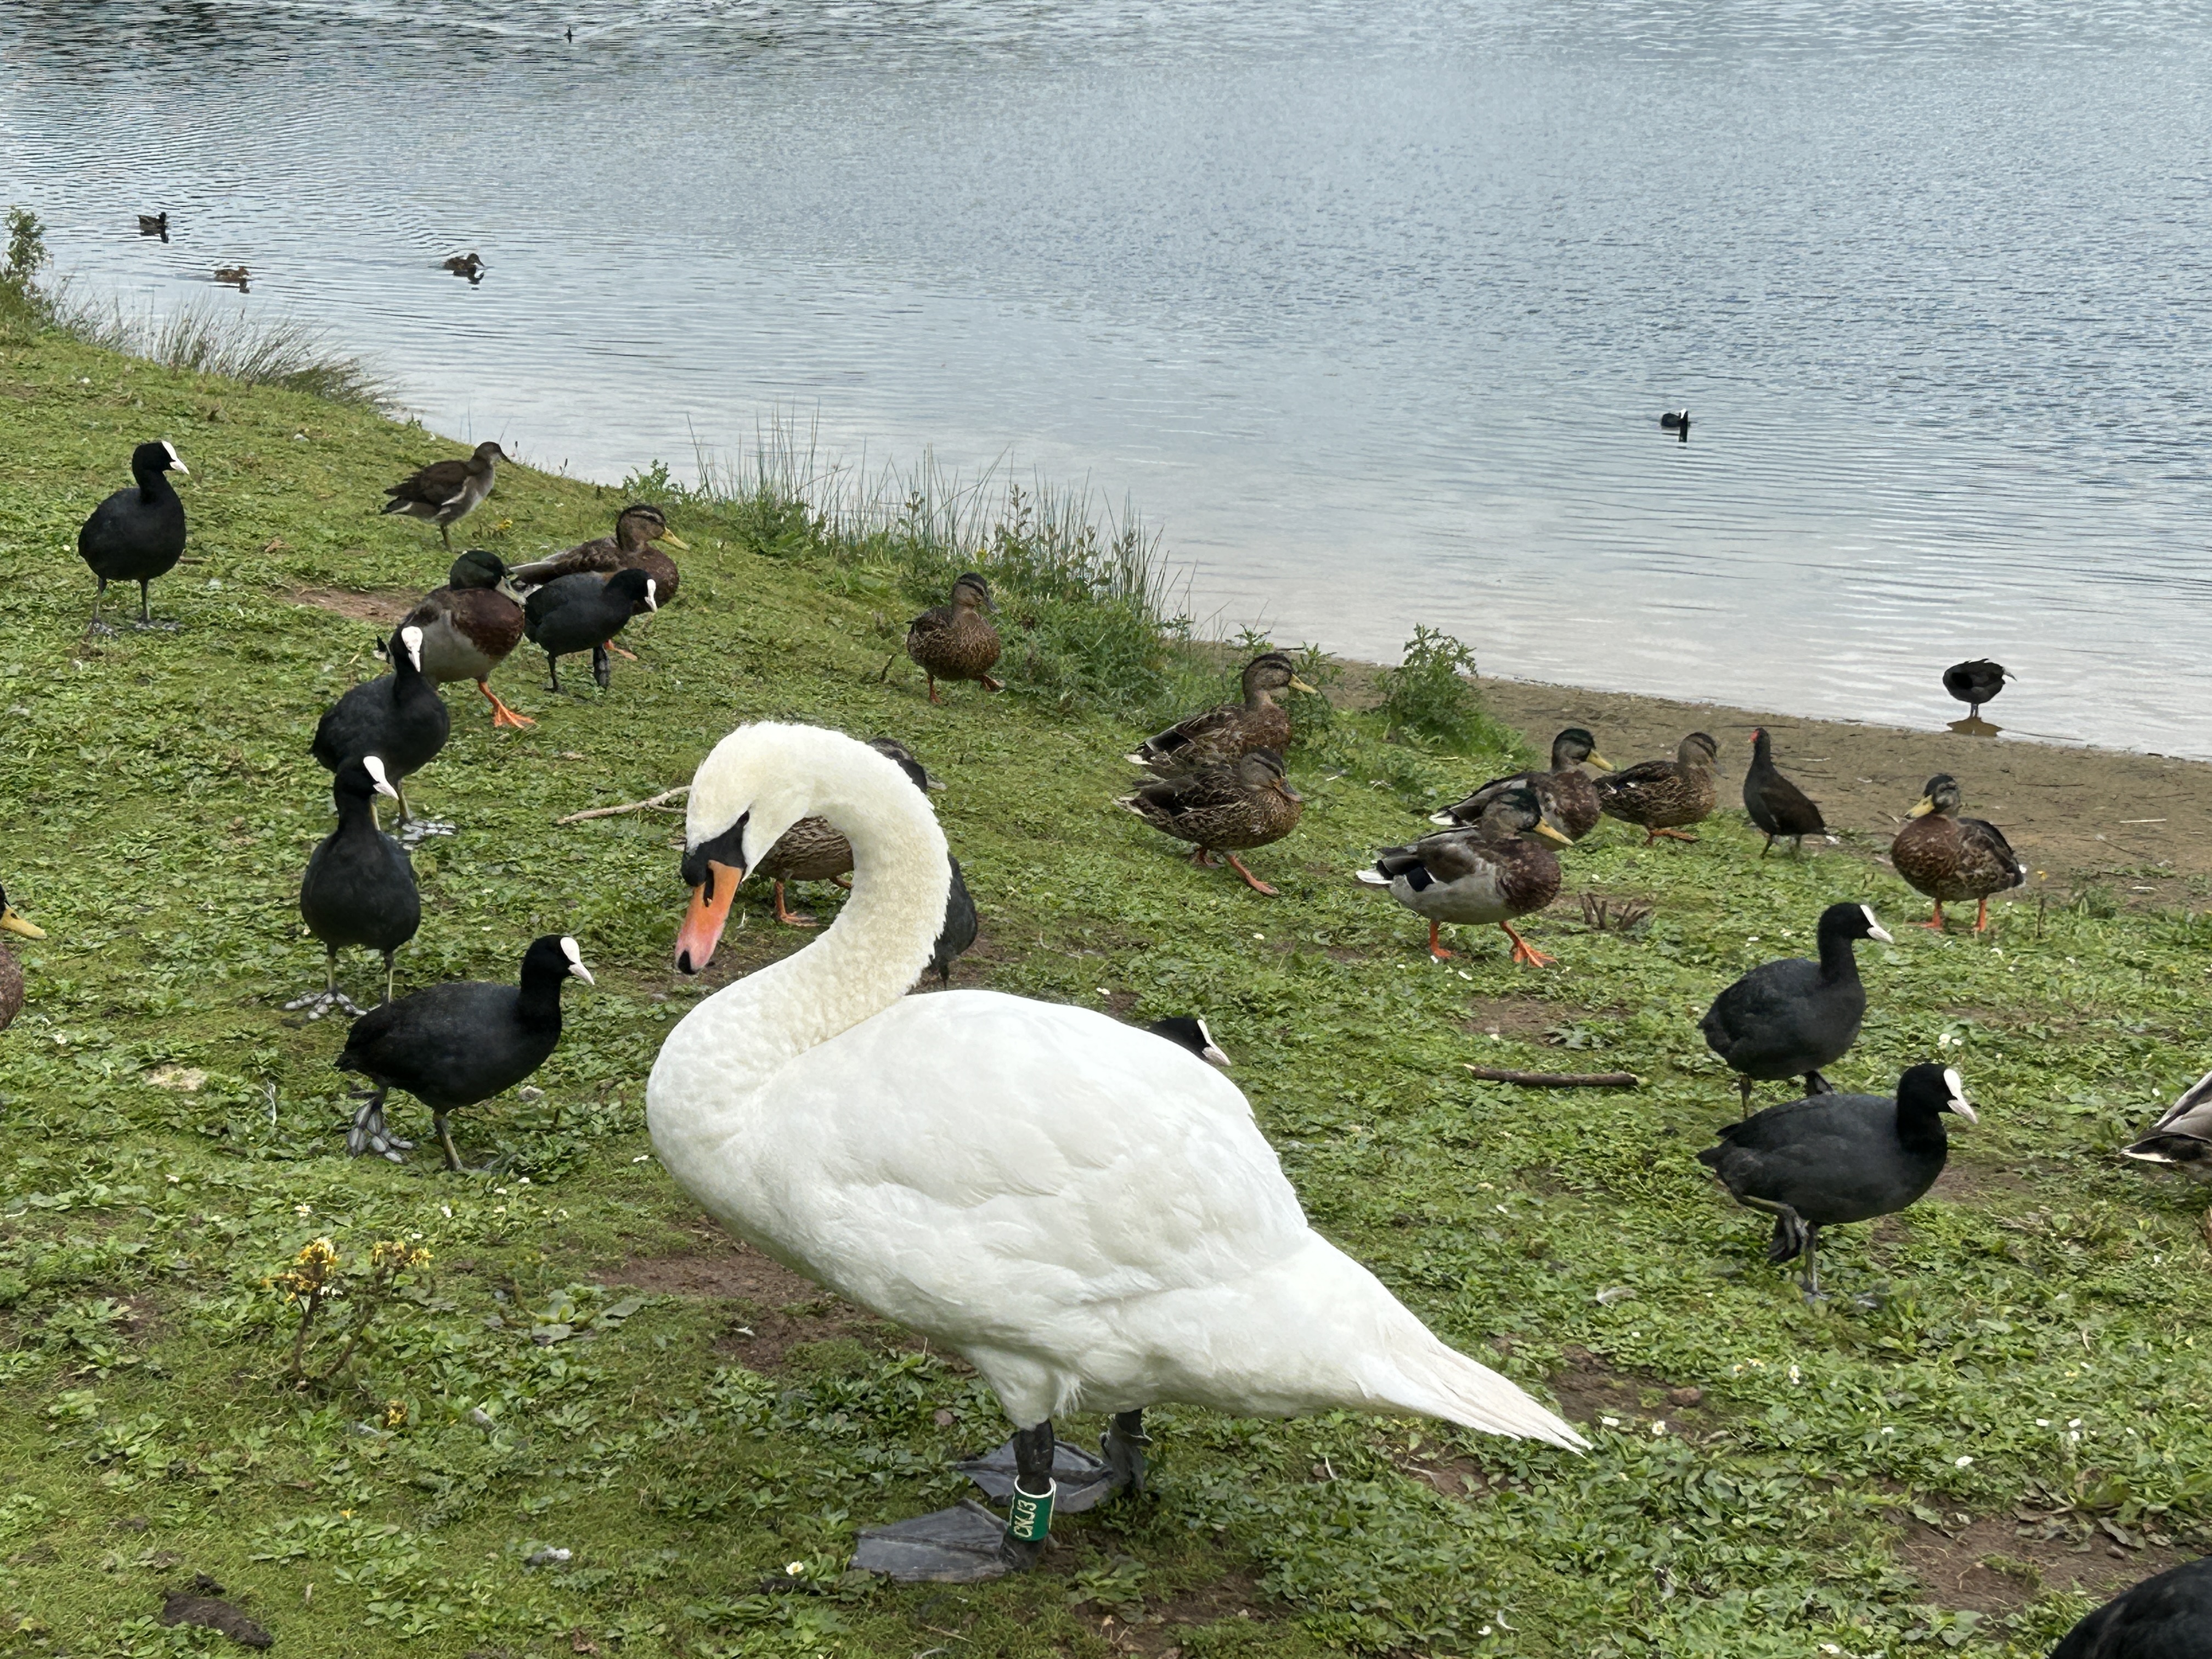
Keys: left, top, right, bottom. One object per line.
{"left": 1006, "top": 1477, "right": 1055, "bottom": 1544}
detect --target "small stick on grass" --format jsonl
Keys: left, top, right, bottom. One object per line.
{"left": 1463, "top": 1065, "right": 1640, "bottom": 1088}
{"left": 556, "top": 787, "right": 688, "bottom": 825}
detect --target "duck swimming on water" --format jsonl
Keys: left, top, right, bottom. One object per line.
{"left": 650, "top": 723, "right": 1582, "bottom": 1583}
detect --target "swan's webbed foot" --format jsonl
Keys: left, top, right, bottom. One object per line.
{"left": 954, "top": 1435, "right": 1124, "bottom": 1513}
{"left": 851, "top": 1500, "right": 1029, "bottom": 1582}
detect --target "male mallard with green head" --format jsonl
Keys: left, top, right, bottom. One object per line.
{"left": 1120, "top": 748, "right": 1303, "bottom": 895}
{"left": 0, "top": 884, "right": 47, "bottom": 1037}
{"left": 1432, "top": 727, "right": 1613, "bottom": 842}
{"left": 380, "top": 441, "right": 510, "bottom": 551}
{"left": 1361, "top": 787, "right": 1571, "bottom": 964}
{"left": 402, "top": 549, "right": 533, "bottom": 729}
{"left": 1126, "top": 651, "right": 1317, "bottom": 774}
{"left": 1889, "top": 774, "right": 2024, "bottom": 932}
{"left": 1596, "top": 732, "right": 1719, "bottom": 843}
{"left": 906, "top": 573, "right": 1003, "bottom": 702}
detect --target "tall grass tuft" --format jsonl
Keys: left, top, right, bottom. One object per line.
{"left": 58, "top": 296, "right": 394, "bottom": 409}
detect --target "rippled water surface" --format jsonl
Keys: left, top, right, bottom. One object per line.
{"left": 5, "top": 0, "right": 2210, "bottom": 753}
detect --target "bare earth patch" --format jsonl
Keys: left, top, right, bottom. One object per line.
{"left": 284, "top": 586, "right": 417, "bottom": 627}
{"left": 1463, "top": 996, "right": 1565, "bottom": 1041}
{"left": 598, "top": 1235, "right": 897, "bottom": 1370}
{"left": 1065, "top": 1570, "right": 1271, "bottom": 1656}
{"left": 1547, "top": 1344, "right": 1714, "bottom": 1430}
{"left": 1895, "top": 1513, "right": 2187, "bottom": 1613}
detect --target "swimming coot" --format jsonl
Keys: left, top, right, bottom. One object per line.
{"left": 1742, "top": 727, "right": 1826, "bottom": 856}
{"left": 1659, "top": 409, "right": 1691, "bottom": 439}
{"left": 1697, "top": 1062, "right": 1974, "bottom": 1298}
{"left": 311, "top": 624, "right": 452, "bottom": 832}
{"left": 338, "top": 933, "right": 592, "bottom": 1170}
{"left": 2050, "top": 1554, "right": 2212, "bottom": 1658}
{"left": 286, "top": 755, "right": 419, "bottom": 1020}
{"left": 524, "top": 567, "right": 656, "bottom": 692}
{"left": 1941, "top": 659, "right": 2010, "bottom": 718}
{"left": 77, "top": 440, "right": 188, "bottom": 633}
{"left": 1701, "top": 903, "right": 1891, "bottom": 1106}
{"left": 1147, "top": 1015, "right": 1232, "bottom": 1068}
{"left": 380, "top": 441, "right": 509, "bottom": 551}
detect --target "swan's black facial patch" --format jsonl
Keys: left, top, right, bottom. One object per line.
{"left": 682, "top": 812, "right": 749, "bottom": 895}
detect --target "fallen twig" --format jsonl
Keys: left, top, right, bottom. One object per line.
{"left": 1464, "top": 1065, "right": 1639, "bottom": 1088}
{"left": 556, "top": 787, "right": 688, "bottom": 825}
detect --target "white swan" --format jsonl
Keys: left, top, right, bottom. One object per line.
{"left": 646, "top": 722, "right": 1584, "bottom": 1581}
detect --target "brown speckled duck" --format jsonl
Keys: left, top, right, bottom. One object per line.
{"left": 1597, "top": 732, "right": 1719, "bottom": 844}
{"left": 1120, "top": 748, "right": 1303, "bottom": 895}
{"left": 508, "top": 504, "right": 687, "bottom": 611}
{"left": 0, "top": 884, "right": 46, "bottom": 1036}
{"left": 755, "top": 739, "right": 940, "bottom": 926}
{"left": 1126, "top": 652, "right": 1316, "bottom": 774}
{"left": 1432, "top": 727, "right": 1613, "bottom": 843}
{"left": 906, "top": 573, "right": 1003, "bottom": 702}
{"left": 1889, "top": 774, "right": 2025, "bottom": 932}
{"left": 1360, "top": 787, "right": 1570, "bottom": 964}
{"left": 402, "top": 549, "right": 533, "bottom": 729}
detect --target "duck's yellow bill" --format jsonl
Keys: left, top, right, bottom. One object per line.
{"left": 1534, "top": 822, "right": 1573, "bottom": 845}
{"left": 659, "top": 531, "right": 690, "bottom": 550}
{"left": 0, "top": 907, "right": 44, "bottom": 940}
{"left": 1907, "top": 797, "right": 1936, "bottom": 819}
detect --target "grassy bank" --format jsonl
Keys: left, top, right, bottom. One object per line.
{"left": 0, "top": 325, "right": 2208, "bottom": 1659}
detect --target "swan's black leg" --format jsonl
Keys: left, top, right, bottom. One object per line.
{"left": 1102, "top": 1409, "right": 1151, "bottom": 1497}
{"left": 998, "top": 1420, "right": 1057, "bottom": 1571}
{"left": 853, "top": 1417, "right": 1066, "bottom": 1582}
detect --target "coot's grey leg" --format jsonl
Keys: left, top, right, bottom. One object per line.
{"left": 591, "top": 642, "right": 612, "bottom": 691}
{"left": 1804, "top": 1070, "right": 1833, "bottom": 1095}
{"left": 284, "top": 946, "right": 364, "bottom": 1019}
{"left": 1801, "top": 1226, "right": 1824, "bottom": 1300}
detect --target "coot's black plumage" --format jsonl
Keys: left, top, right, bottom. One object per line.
{"left": 523, "top": 567, "right": 656, "bottom": 691}
{"left": 77, "top": 440, "right": 188, "bottom": 632}
{"left": 1701, "top": 902, "right": 1892, "bottom": 1106}
{"left": 2050, "top": 1555, "right": 2212, "bottom": 1658}
{"left": 1742, "top": 727, "right": 1826, "bottom": 856}
{"left": 1697, "top": 1062, "right": 1975, "bottom": 1297}
{"left": 929, "top": 855, "right": 978, "bottom": 987}
{"left": 311, "top": 624, "right": 452, "bottom": 828}
{"left": 1942, "top": 658, "right": 2010, "bottom": 718}
{"left": 1148, "top": 1015, "right": 1232, "bottom": 1068}
{"left": 1659, "top": 409, "right": 1691, "bottom": 439}
{"left": 338, "top": 934, "right": 593, "bottom": 1171}
{"left": 287, "top": 756, "right": 419, "bottom": 1019}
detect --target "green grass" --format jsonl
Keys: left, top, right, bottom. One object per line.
{"left": 0, "top": 326, "right": 2208, "bottom": 1659}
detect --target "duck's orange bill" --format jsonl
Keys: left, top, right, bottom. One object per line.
{"left": 675, "top": 860, "right": 743, "bottom": 975}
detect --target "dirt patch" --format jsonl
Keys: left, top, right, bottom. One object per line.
{"left": 284, "top": 586, "right": 417, "bottom": 627}
{"left": 1894, "top": 1513, "right": 2189, "bottom": 1613}
{"left": 1547, "top": 1345, "right": 1714, "bottom": 1430}
{"left": 597, "top": 1237, "right": 897, "bottom": 1370}
{"left": 1069, "top": 1571, "right": 1271, "bottom": 1656}
{"left": 1463, "top": 996, "right": 1564, "bottom": 1041}
{"left": 1476, "top": 676, "right": 2212, "bottom": 907}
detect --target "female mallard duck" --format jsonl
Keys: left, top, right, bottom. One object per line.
{"left": 1889, "top": 774, "right": 2025, "bottom": 932}
{"left": 508, "top": 504, "right": 687, "bottom": 610}
{"left": 1431, "top": 727, "right": 1613, "bottom": 842}
{"left": 906, "top": 573, "right": 1003, "bottom": 702}
{"left": 1358, "top": 786, "right": 1570, "bottom": 963}
{"left": 650, "top": 723, "right": 1580, "bottom": 1582}
{"left": 1596, "top": 731, "right": 1719, "bottom": 843}
{"left": 442, "top": 251, "right": 486, "bottom": 280}
{"left": 402, "top": 549, "right": 533, "bottom": 729}
{"left": 755, "top": 738, "right": 939, "bottom": 926}
{"left": 1125, "top": 652, "right": 1315, "bottom": 774}
{"left": 1, "top": 884, "right": 47, "bottom": 1037}
{"left": 1120, "top": 748, "right": 1303, "bottom": 895}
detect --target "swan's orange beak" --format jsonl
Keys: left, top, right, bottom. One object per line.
{"left": 675, "top": 860, "right": 743, "bottom": 975}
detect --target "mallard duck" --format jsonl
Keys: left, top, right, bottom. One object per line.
{"left": 137, "top": 212, "right": 168, "bottom": 241}
{"left": 213, "top": 266, "right": 250, "bottom": 290}
{"left": 906, "top": 573, "right": 1003, "bottom": 702}
{"left": 523, "top": 568, "right": 655, "bottom": 692}
{"left": 1596, "top": 731, "right": 1719, "bottom": 843}
{"left": 402, "top": 549, "right": 533, "bottom": 729}
{"left": 312, "top": 624, "right": 453, "bottom": 831}
{"left": 341, "top": 934, "right": 593, "bottom": 1171}
{"left": 1942, "top": 659, "right": 2011, "bottom": 718}
{"left": 442, "top": 251, "right": 486, "bottom": 279}
{"left": 508, "top": 504, "right": 687, "bottom": 609}
{"left": 2051, "top": 1558, "right": 2212, "bottom": 1658}
{"left": 1742, "top": 727, "right": 1825, "bottom": 855}
{"left": 651, "top": 723, "right": 1581, "bottom": 1582}
{"left": 285, "top": 756, "right": 419, "bottom": 1020}
{"left": 756, "top": 738, "right": 940, "bottom": 926}
{"left": 1125, "top": 652, "right": 1315, "bottom": 774}
{"left": 379, "top": 441, "right": 509, "bottom": 551}
{"left": 1357, "top": 786, "right": 1570, "bottom": 964}
{"left": 1, "top": 884, "right": 47, "bottom": 1037}
{"left": 1120, "top": 749, "right": 1304, "bottom": 895}
{"left": 1889, "top": 774, "right": 2025, "bottom": 932}
{"left": 2120, "top": 1070, "right": 2212, "bottom": 1177}
{"left": 1697, "top": 1064, "right": 1974, "bottom": 1300}
{"left": 1700, "top": 903, "right": 1891, "bottom": 1107}
{"left": 78, "top": 440, "right": 188, "bottom": 634}
{"left": 1431, "top": 727, "right": 1613, "bottom": 842}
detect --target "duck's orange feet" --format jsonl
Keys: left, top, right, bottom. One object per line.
{"left": 1226, "top": 854, "right": 1279, "bottom": 896}
{"left": 1188, "top": 848, "right": 1220, "bottom": 868}
{"left": 1502, "top": 923, "right": 1556, "bottom": 968}
{"left": 479, "top": 682, "right": 536, "bottom": 728}
{"left": 1649, "top": 828, "right": 1700, "bottom": 843}
{"left": 1426, "top": 922, "right": 1455, "bottom": 961}
{"left": 608, "top": 642, "right": 639, "bottom": 662}
{"left": 1973, "top": 899, "right": 1992, "bottom": 932}
{"left": 772, "top": 882, "right": 818, "bottom": 928}
{"left": 1916, "top": 905, "right": 1948, "bottom": 932}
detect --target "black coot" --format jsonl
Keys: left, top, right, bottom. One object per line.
{"left": 1701, "top": 902, "right": 1891, "bottom": 1105}
{"left": 78, "top": 441, "right": 188, "bottom": 632}
{"left": 524, "top": 567, "right": 656, "bottom": 691}
{"left": 1148, "top": 1016, "right": 1232, "bottom": 1068}
{"left": 929, "top": 855, "right": 978, "bottom": 986}
{"left": 1659, "top": 409, "right": 1691, "bottom": 439}
{"left": 2050, "top": 1556, "right": 2212, "bottom": 1658}
{"left": 1942, "top": 659, "right": 2010, "bottom": 718}
{"left": 1742, "top": 727, "right": 1826, "bottom": 856}
{"left": 1696, "top": 1062, "right": 1975, "bottom": 1297}
{"left": 286, "top": 755, "right": 420, "bottom": 1020}
{"left": 312, "top": 624, "right": 452, "bottom": 831}
{"left": 338, "top": 934, "right": 592, "bottom": 1171}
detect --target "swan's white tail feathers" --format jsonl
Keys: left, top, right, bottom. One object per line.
{"left": 1364, "top": 1338, "right": 1588, "bottom": 1450}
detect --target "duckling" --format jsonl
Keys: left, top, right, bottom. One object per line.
{"left": 340, "top": 934, "right": 593, "bottom": 1171}
{"left": 137, "top": 212, "right": 168, "bottom": 241}
{"left": 1357, "top": 786, "right": 1570, "bottom": 964}
{"left": 77, "top": 440, "right": 188, "bottom": 633}
{"left": 1889, "top": 774, "right": 2025, "bottom": 932}
{"left": 380, "top": 441, "right": 509, "bottom": 551}
{"left": 285, "top": 756, "right": 419, "bottom": 1020}
{"left": 755, "top": 738, "right": 940, "bottom": 926}
{"left": 1432, "top": 727, "right": 1613, "bottom": 842}
{"left": 312, "top": 624, "right": 453, "bottom": 831}
{"left": 0, "top": 884, "right": 47, "bottom": 1038}
{"left": 402, "top": 549, "right": 533, "bottom": 729}
{"left": 1120, "top": 748, "right": 1303, "bottom": 895}
{"left": 1742, "top": 727, "right": 1826, "bottom": 855}
{"left": 1596, "top": 731, "right": 1719, "bottom": 843}
{"left": 2119, "top": 1070, "right": 2212, "bottom": 1178}
{"left": 1941, "top": 659, "right": 2011, "bottom": 718}
{"left": 1700, "top": 903, "right": 1892, "bottom": 1107}
{"left": 906, "top": 573, "right": 1003, "bottom": 702}
{"left": 1126, "top": 652, "right": 1316, "bottom": 774}
{"left": 524, "top": 567, "right": 655, "bottom": 692}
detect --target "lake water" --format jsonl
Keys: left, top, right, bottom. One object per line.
{"left": 4, "top": 0, "right": 2210, "bottom": 757}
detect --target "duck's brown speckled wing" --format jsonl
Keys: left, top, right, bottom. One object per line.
{"left": 755, "top": 816, "right": 855, "bottom": 883}
{"left": 0, "top": 947, "right": 22, "bottom": 1034}
{"left": 1133, "top": 702, "right": 1290, "bottom": 773}
{"left": 1124, "top": 765, "right": 1300, "bottom": 851}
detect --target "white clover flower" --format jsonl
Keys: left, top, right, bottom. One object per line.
{"left": 1954, "top": 1455, "right": 1973, "bottom": 1469}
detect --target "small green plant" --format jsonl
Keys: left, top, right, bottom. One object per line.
{"left": 269, "top": 1235, "right": 431, "bottom": 1386}
{"left": 1377, "top": 625, "right": 1513, "bottom": 753}
{"left": 3, "top": 206, "right": 48, "bottom": 293}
